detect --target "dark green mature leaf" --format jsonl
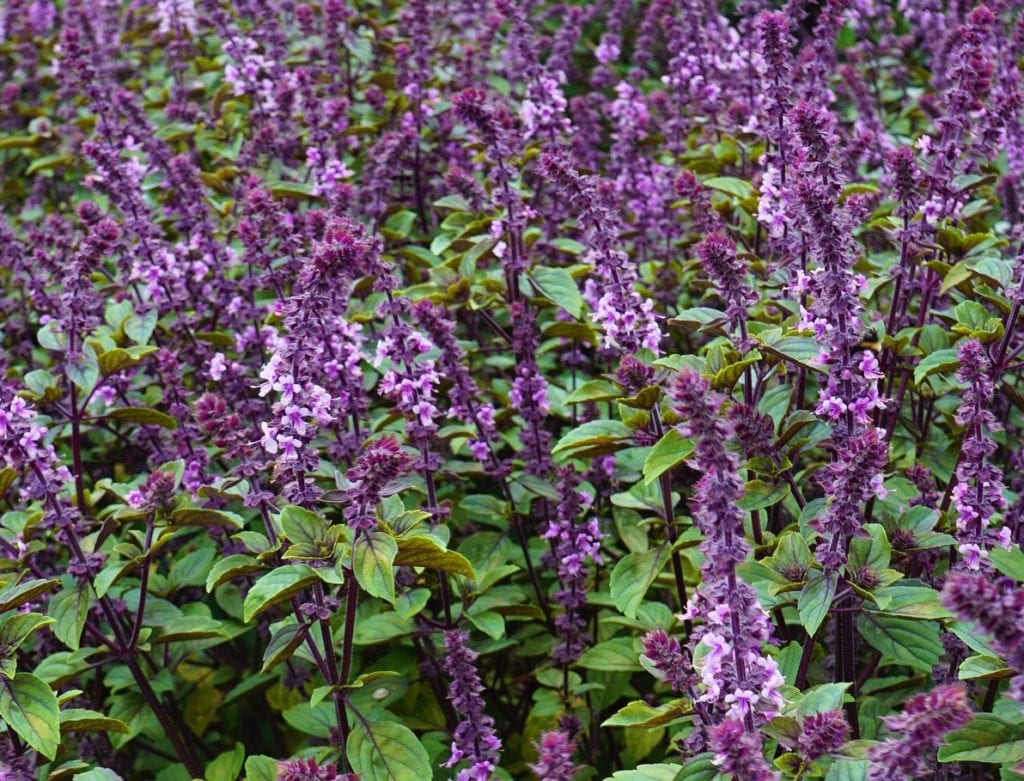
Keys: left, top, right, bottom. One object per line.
{"left": 242, "top": 565, "right": 320, "bottom": 623}
{"left": 347, "top": 718, "right": 432, "bottom": 781}
{"left": 610, "top": 546, "right": 670, "bottom": 619}
{"left": 529, "top": 266, "right": 584, "bottom": 318}
{"left": 857, "top": 615, "right": 943, "bottom": 672}
{"left": 0, "top": 673, "right": 60, "bottom": 759}
{"left": 393, "top": 535, "right": 475, "bottom": 578}
{"left": 152, "top": 616, "right": 229, "bottom": 644}
{"left": 261, "top": 623, "right": 307, "bottom": 673}
{"left": 101, "top": 407, "right": 179, "bottom": 429}
{"left": 938, "top": 715, "right": 1024, "bottom": 764}
{"left": 47, "top": 586, "right": 90, "bottom": 652}
{"left": 0, "top": 578, "right": 59, "bottom": 613}
{"left": 914, "top": 349, "right": 959, "bottom": 385}
{"left": 206, "top": 554, "right": 264, "bottom": 593}
{"left": 169, "top": 508, "right": 244, "bottom": 529}
{"left": 553, "top": 420, "right": 633, "bottom": 459}
{"left": 609, "top": 763, "right": 688, "bottom": 781}
{"left": 577, "top": 637, "right": 642, "bottom": 672}
{"left": 59, "top": 708, "right": 130, "bottom": 734}
{"left": 798, "top": 572, "right": 837, "bottom": 637}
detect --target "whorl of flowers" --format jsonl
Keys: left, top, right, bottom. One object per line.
{"left": 866, "top": 684, "right": 973, "bottom": 779}
{"left": 442, "top": 630, "right": 502, "bottom": 781}
{"left": 541, "top": 467, "right": 603, "bottom": 665}
{"left": 799, "top": 710, "right": 850, "bottom": 761}
{"left": 791, "top": 101, "right": 888, "bottom": 567}
{"left": 942, "top": 573, "right": 1024, "bottom": 703}
{"left": 664, "top": 371, "right": 785, "bottom": 726}
{"left": 708, "top": 718, "right": 779, "bottom": 781}
{"left": 342, "top": 436, "right": 414, "bottom": 532}
{"left": 411, "top": 299, "right": 499, "bottom": 464}
{"left": 0, "top": 391, "right": 72, "bottom": 505}
{"left": 951, "top": 339, "right": 1011, "bottom": 569}
{"left": 528, "top": 730, "right": 578, "bottom": 781}
{"left": 538, "top": 150, "right": 661, "bottom": 355}
{"left": 695, "top": 232, "right": 757, "bottom": 330}
{"left": 258, "top": 221, "right": 379, "bottom": 496}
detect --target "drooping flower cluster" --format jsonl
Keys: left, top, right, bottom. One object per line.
{"left": 442, "top": 630, "right": 502, "bottom": 781}
{"left": 541, "top": 468, "right": 603, "bottom": 665}
{"left": 951, "top": 339, "right": 1011, "bottom": 569}
{"left": 942, "top": 572, "right": 1024, "bottom": 703}
{"left": 866, "top": 684, "right": 973, "bottom": 779}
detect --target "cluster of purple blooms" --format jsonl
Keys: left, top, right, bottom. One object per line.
{"left": 5, "top": 0, "right": 1024, "bottom": 778}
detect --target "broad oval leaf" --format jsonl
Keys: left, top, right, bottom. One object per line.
{"left": 347, "top": 718, "right": 432, "bottom": 781}
{"left": 242, "top": 565, "right": 320, "bottom": 624}
{"left": 0, "top": 672, "right": 60, "bottom": 759}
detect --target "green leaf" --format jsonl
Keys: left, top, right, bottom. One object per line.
{"left": 938, "top": 715, "right": 1024, "bottom": 764}
{"left": 206, "top": 742, "right": 245, "bottom": 781}
{"left": 347, "top": 719, "right": 433, "bottom": 781}
{"left": 206, "top": 554, "right": 264, "bottom": 593}
{"left": 261, "top": 623, "right": 307, "bottom": 674}
{"left": 279, "top": 505, "right": 328, "bottom": 545}
{"left": 123, "top": 309, "right": 158, "bottom": 345}
{"left": 97, "top": 346, "right": 158, "bottom": 376}
{"left": 393, "top": 535, "right": 476, "bottom": 579}
{"left": 793, "top": 683, "right": 850, "bottom": 716}
{"left": 0, "top": 673, "right": 60, "bottom": 759}
{"left": 577, "top": 637, "right": 642, "bottom": 672}
{"left": 991, "top": 547, "right": 1024, "bottom": 582}
{"left": 152, "top": 616, "right": 229, "bottom": 644}
{"left": 244, "top": 756, "right": 279, "bottom": 781}
{"left": 704, "top": 176, "right": 755, "bottom": 199}
{"left": 610, "top": 763, "right": 688, "bottom": 781}
{"left": 564, "top": 379, "right": 622, "bottom": 405}
{"left": 857, "top": 615, "right": 943, "bottom": 672}
{"left": 59, "top": 707, "right": 130, "bottom": 734}
{"left": 242, "top": 565, "right": 320, "bottom": 623}
{"left": 530, "top": 266, "right": 584, "bottom": 319}
{"left": 26, "top": 153, "right": 73, "bottom": 175}
{"left": 0, "top": 613, "right": 54, "bottom": 658}
{"left": 914, "top": 348, "right": 960, "bottom": 385}
{"left": 738, "top": 479, "right": 790, "bottom": 511}
{"left": 353, "top": 532, "right": 398, "bottom": 604}
{"left": 798, "top": 572, "right": 837, "bottom": 636}
{"left": 47, "top": 586, "right": 90, "bottom": 652}
{"left": 101, "top": 407, "right": 179, "bottom": 430}
{"left": 0, "top": 467, "right": 17, "bottom": 500}
{"left": 669, "top": 307, "right": 729, "bottom": 333}
{"left": 552, "top": 420, "right": 633, "bottom": 459}
{"left": 66, "top": 348, "right": 100, "bottom": 394}
{"left": 602, "top": 698, "right": 692, "bottom": 728}
{"left": 610, "top": 546, "right": 670, "bottom": 619}
{"left": 268, "top": 181, "right": 321, "bottom": 201}
{"left": 168, "top": 508, "right": 244, "bottom": 529}
{"left": 642, "top": 430, "right": 695, "bottom": 486}
{"left": 959, "top": 654, "right": 1014, "bottom": 681}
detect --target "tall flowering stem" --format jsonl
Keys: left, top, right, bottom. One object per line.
{"left": 642, "top": 370, "right": 783, "bottom": 765}
{"left": 950, "top": 340, "right": 1011, "bottom": 570}
{"left": 442, "top": 630, "right": 503, "bottom": 780}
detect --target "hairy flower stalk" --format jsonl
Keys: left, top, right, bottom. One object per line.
{"left": 442, "top": 630, "right": 502, "bottom": 780}
{"left": 950, "top": 340, "right": 1011, "bottom": 569}
{"left": 866, "top": 684, "right": 973, "bottom": 779}
{"left": 642, "top": 370, "right": 783, "bottom": 762}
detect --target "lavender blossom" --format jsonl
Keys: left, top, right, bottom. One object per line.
{"left": 942, "top": 572, "right": 1024, "bottom": 703}
{"left": 541, "top": 468, "right": 603, "bottom": 665}
{"left": 442, "top": 630, "right": 502, "bottom": 780}
{"left": 867, "top": 684, "right": 973, "bottom": 779}
{"left": 529, "top": 730, "right": 577, "bottom": 781}
{"left": 343, "top": 437, "right": 414, "bottom": 532}
{"left": 951, "top": 339, "right": 1011, "bottom": 569}
{"left": 708, "top": 719, "right": 779, "bottom": 781}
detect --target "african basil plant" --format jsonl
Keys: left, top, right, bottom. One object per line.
{"left": 2, "top": 0, "right": 1024, "bottom": 779}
